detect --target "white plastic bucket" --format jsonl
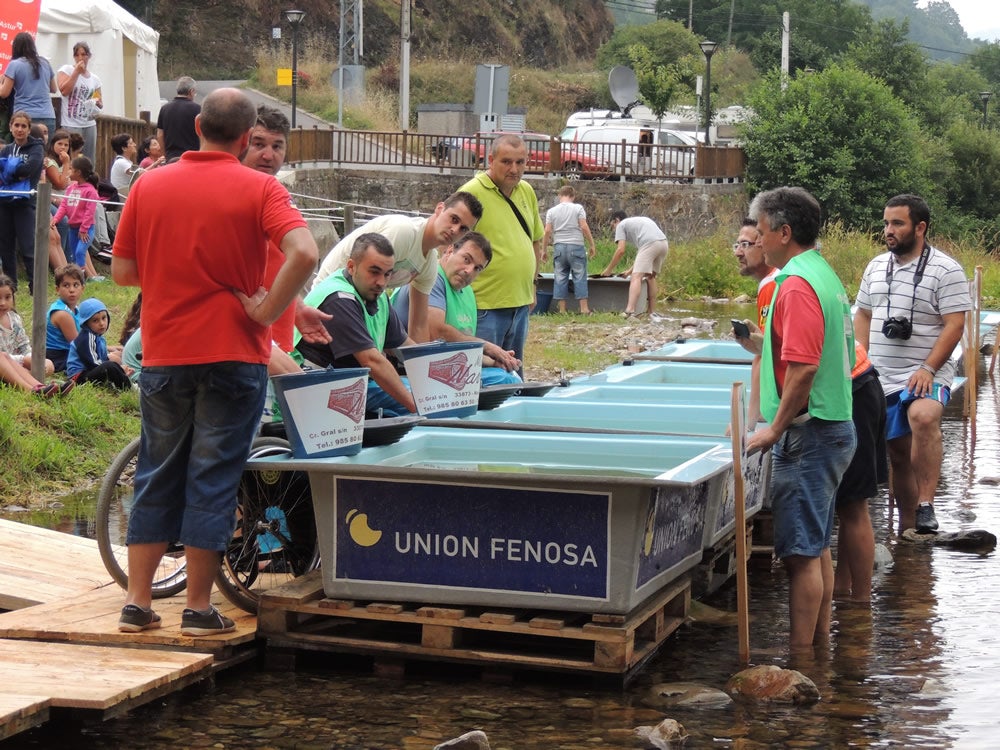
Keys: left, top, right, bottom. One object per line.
{"left": 397, "top": 341, "right": 483, "bottom": 418}
{"left": 270, "top": 367, "right": 370, "bottom": 458}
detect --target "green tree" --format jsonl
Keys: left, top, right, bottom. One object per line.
{"left": 916, "top": 63, "right": 991, "bottom": 134}
{"left": 741, "top": 64, "right": 933, "bottom": 230}
{"left": 942, "top": 122, "right": 1000, "bottom": 225}
{"left": 628, "top": 44, "right": 682, "bottom": 120}
{"left": 596, "top": 19, "right": 701, "bottom": 72}
{"left": 843, "top": 18, "right": 928, "bottom": 109}
{"left": 970, "top": 42, "right": 1000, "bottom": 87}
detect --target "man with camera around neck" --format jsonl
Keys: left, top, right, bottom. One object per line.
{"left": 854, "top": 194, "right": 971, "bottom": 535}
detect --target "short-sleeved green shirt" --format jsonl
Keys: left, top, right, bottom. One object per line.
{"left": 459, "top": 171, "right": 543, "bottom": 309}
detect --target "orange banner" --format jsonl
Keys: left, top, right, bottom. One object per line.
{"left": 1, "top": 0, "right": 43, "bottom": 75}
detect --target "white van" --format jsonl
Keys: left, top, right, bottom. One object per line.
{"left": 560, "top": 122, "right": 697, "bottom": 179}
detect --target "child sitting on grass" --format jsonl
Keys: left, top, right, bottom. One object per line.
{"left": 0, "top": 274, "right": 70, "bottom": 396}
{"left": 66, "top": 298, "right": 132, "bottom": 390}
{"left": 46, "top": 263, "right": 85, "bottom": 373}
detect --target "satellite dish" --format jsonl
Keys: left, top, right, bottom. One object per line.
{"left": 609, "top": 66, "right": 641, "bottom": 115}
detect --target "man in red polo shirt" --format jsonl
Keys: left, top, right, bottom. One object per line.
{"left": 112, "top": 88, "right": 318, "bottom": 636}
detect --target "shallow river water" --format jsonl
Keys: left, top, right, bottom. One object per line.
{"left": 7, "top": 343, "right": 1000, "bottom": 749}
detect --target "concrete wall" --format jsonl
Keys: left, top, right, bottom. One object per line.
{"left": 286, "top": 168, "right": 749, "bottom": 242}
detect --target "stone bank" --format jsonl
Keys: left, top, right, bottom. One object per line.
{"left": 285, "top": 167, "right": 748, "bottom": 240}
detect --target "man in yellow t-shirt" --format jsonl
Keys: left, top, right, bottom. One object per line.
{"left": 459, "top": 134, "right": 543, "bottom": 375}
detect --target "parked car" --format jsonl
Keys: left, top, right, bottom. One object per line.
{"left": 560, "top": 123, "right": 697, "bottom": 179}
{"left": 460, "top": 131, "right": 612, "bottom": 180}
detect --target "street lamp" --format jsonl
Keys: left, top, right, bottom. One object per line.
{"left": 980, "top": 91, "right": 993, "bottom": 128}
{"left": 284, "top": 10, "right": 306, "bottom": 128}
{"left": 699, "top": 40, "right": 718, "bottom": 146}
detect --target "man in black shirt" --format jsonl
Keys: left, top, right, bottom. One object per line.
{"left": 156, "top": 76, "right": 201, "bottom": 160}
{"left": 296, "top": 233, "right": 418, "bottom": 416}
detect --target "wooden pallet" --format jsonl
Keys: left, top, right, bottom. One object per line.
{"left": 693, "top": 522, "right": 754, "bottom": 599}
{"left": 258, "top": 570, "right": 690, "bottom": 679}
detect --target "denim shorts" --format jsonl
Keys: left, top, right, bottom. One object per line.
{"left": 127, "top": 362, "right": 268, "bottom": 551}
{"left": 552, "top": 243, "right": 588, "bottom": 300}
{"left": 770, "top": 418, "right": 856, "bottom": 559}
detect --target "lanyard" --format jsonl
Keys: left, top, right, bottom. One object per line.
{"left": 885, "top": 243, "right": 930, "bottom": 321}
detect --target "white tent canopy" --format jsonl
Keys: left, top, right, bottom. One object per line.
{"left": 36, "top": 0, "right": 160, "bottom": 121}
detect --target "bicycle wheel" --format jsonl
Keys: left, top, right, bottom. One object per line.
{"left": 216, "top": 437, "right": 319, "bottom": 614}
{"left": 95, "top": 437, "right": 188, "bottom": 598}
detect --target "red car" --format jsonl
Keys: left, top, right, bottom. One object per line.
{"left": 460, "top": 131, "right": 611, "bottom": 179}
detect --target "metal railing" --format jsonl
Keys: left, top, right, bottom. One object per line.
{"left": 287, "top": 128, "right": 746, "bottom": 182}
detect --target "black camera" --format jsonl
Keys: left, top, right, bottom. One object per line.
{"left": 882, "top": 316, "right": 912, "bottom": 340}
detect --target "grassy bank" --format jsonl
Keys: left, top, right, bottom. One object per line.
{"left": 4, "top": 227, "right": 998, "bottom": 510}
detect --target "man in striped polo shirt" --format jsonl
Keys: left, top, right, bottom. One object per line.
{"left": 854, "top": 194, "right": 971, "bottom": 535}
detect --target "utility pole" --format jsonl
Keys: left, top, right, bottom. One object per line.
{"left": 399, "top": 0, "right": 411, "bottom": 130}
{"left": 688, "top": 0, "right": 693, "bottom": 31}
{"left": 780, "top": 12, "right": 790, "bottom": 91}
{"left": 727, "top": 0, "right": 735, "bottom": 46}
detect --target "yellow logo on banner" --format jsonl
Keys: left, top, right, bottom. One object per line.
{"left": 346, "top": 509, "right": 382, "bottom": 547}
{"left": 276, "top": 68, "right": 292, "bottom": 86}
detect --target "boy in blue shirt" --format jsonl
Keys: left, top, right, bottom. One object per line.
{"left": 67, "top": 298, "right": 132, "bottom": 389}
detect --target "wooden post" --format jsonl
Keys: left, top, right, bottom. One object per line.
{"left": 343, "top": 204, "right": 355, "bottom": 235}
{"left": 730, "top": 382, "right": 751, "bottom": 665}
{"left": 31, "top": 183, "right": 51, "bottom": 382}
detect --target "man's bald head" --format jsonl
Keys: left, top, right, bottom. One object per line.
{"left": 197, "top": 88, "right": 257, "bottom": 145}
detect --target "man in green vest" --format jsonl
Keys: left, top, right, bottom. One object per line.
{"left": 392, "top": 231, "right": 521, "bottom": 386}
{"left": 295, "top": 232, "right": 417, "bottom": 417}
{"left": 745, "top": 186, "right": 857, "bottom": 654}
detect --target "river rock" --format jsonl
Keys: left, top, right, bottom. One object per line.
{"left": 642, "top": 682, "right": 733, "bottom": 710}
{"left": 634, "top": 718, "right": 689, "bottom": 748}
{"left": 433, "top": 730, "right": 491, "bottom": 750}
{"left": 900, "top": 528, "right": 997, "bottom": 550}
{"left": 725, "top": 665, "right": 820, "bottom": 705}
{"left": 873, "top": 542, "right": 893, "bottom": 569}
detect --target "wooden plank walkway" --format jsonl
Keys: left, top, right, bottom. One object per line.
{"left": 0, "top": 518, "right": 259, "bottom": 739}
{"left": 0, "top": 584, "right": 258, "bottom": 658}
{"left": 0, "top": 518, "right": 116, "bottom": 609}
{"left": 0, "top": 694, "right": 50, "bottom": 741}
{"left": 0, "top": 640, "right": 212, "bottom": 719}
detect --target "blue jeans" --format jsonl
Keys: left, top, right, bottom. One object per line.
{"left": 552, "top": 243, "right": 588, "bottom": 300}
{"left": 127, "top": 362, "right": 268, "bottom": 551}
{"left": 365, "top": 377, "right": 412, "bottom": 417}
{"left": 476, "top": 306, "right": 529, "bottom": 377}
{"left": 771, "top": 418, "right": 856, "bottom": 559}
{"left": 71, "top": 225, "right": 95, "bottom": 268}
{"left": 482, "top": 367, "right": 521, "bottom": 386}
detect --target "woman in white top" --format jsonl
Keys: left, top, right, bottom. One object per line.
{"left": 56, "top": 42, "right": 103, "bottom": 163}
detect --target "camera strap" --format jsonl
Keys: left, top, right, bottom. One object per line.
{"left": 885, "top": 243, "right": 930, "bottom": 322}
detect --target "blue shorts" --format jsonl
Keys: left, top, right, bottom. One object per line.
{"left": 771, "top": 418, "right": 856, "bottom": 559}
{"left": 127, "top": 362, "right": 268, "bottom": 551}
{"left": 885, "top": 384, "right": 950, "bottom": 442}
